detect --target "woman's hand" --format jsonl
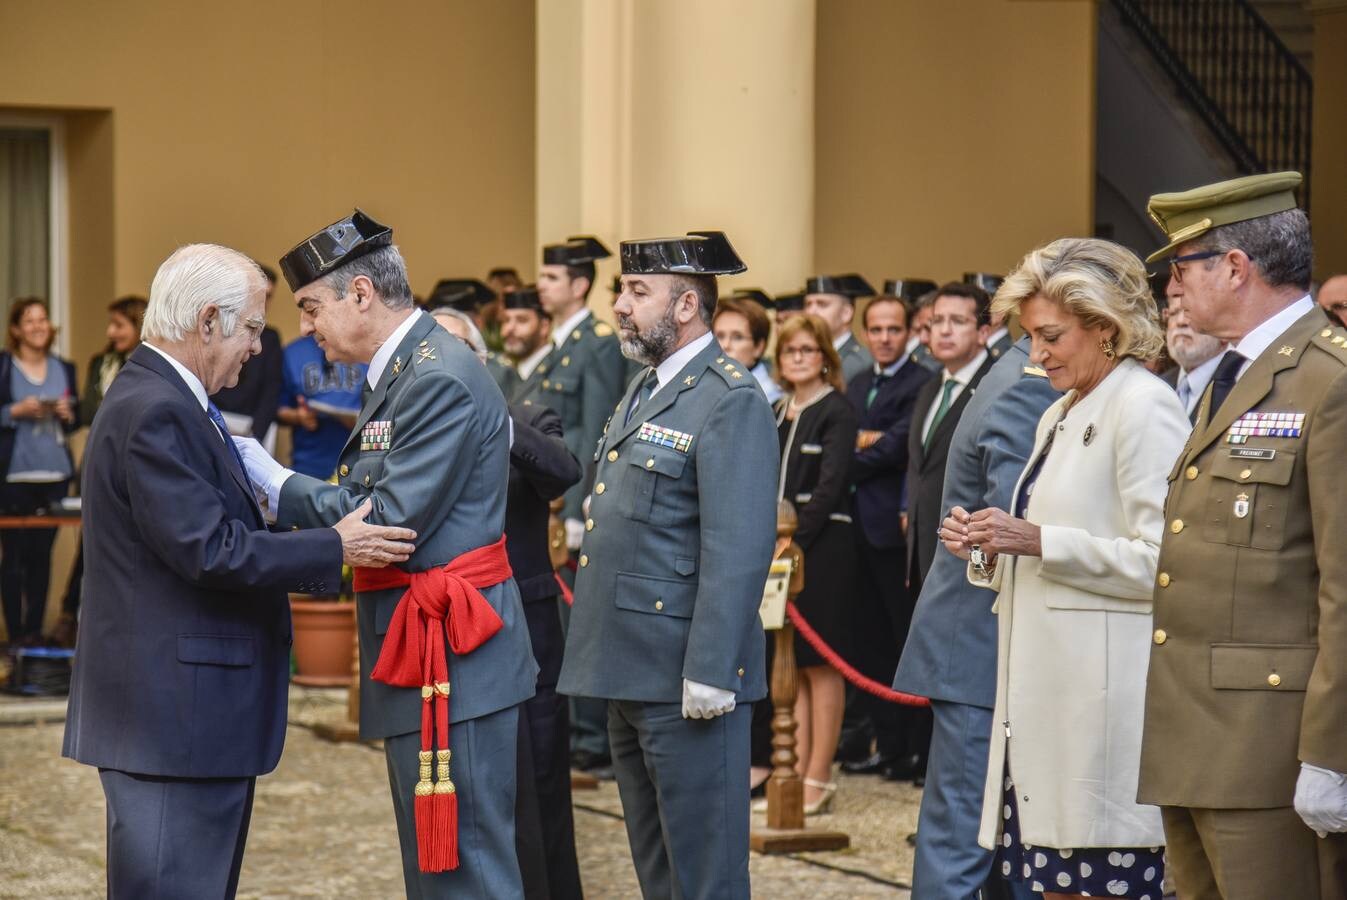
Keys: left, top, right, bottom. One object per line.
{"left": 966, "top": 507, "right": 1042, "bottom": 558}
{"left": 53, "top": 397, "right": 74, "bottom": 424}
{"left": 9, "top": 397, "right": 43, "bottom": 420}
{"left": 939, "top": 505, "right": 974, "bottom": 561}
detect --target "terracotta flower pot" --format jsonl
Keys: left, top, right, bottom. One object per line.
{"left": 290, "top": 598, "right": 356, "bottom": 687}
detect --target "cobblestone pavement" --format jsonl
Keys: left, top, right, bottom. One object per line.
{"left": 1, "top": 688, "right": 916, "bottom": 898}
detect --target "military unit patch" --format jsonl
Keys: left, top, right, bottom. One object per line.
{"left": 637, "top": 422, "right": 693, "bottom": 453}
{"left": 361, "top": 420, "right": 392, "bottom": 451}
{"left": 1226, "top": 410, "right": 1304, "bottom": 443}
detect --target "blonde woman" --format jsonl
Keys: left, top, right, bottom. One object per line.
{"left": 940, "top": 238, "right": 1188, "bottom": 899}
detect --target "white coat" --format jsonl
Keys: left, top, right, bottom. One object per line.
{"left": 971, "top": 358, "right": 1189, "bottom": 850}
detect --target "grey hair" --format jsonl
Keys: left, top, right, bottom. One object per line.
{"left": 669, "top": 274, "right": 718, "bottom": 326}
{"left": 318, "top": 245, "right": 415, "bottom": 310}
{"left": 430, "top": 307, "right": 489, "bottom": 362}
{"left": 142, "top": 244, "right": 264, "bottom": 342}
{"left": 1188, "top": 209, "right": 1313, "bottom": 291}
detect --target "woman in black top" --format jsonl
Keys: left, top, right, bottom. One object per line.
{"left": 772, "top": 314, "right": 859, "bottom": 815}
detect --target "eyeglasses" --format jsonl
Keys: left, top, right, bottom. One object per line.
{"left": 1168, "top": 250, "right": 1224, "bottom": 285}
{"left": 780, "top": 346, "right": 822, "bottom": 359}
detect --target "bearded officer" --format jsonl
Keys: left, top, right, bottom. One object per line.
{"left": 236, "top": 210, "right": 538, "bottom": 898}
{"left": 1138, "top": 172, "right": 1347, "bottom": 898}
{"left": 557, "top": 231, "right": 778, "bottom": 899}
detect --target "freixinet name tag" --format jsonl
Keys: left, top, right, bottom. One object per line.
{"left": 361, "top": 420, "right": 392, "bottom": 452}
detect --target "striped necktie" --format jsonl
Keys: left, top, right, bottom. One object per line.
{"left": 923, "top": 378, "right": 959, "bottom": 450}
{"left": 624, "top": 372, "right": 660, "bottom": 426}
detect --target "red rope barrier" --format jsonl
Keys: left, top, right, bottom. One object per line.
{"left": 786, "top": 600, "right": 930, "bottom": 707}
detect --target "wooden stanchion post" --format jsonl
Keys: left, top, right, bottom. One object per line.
{"left": 750, "top": 501, "right": 849, "bottom": 854}
{"left": 312, "top": 605, "right": 364, "bottom": 744}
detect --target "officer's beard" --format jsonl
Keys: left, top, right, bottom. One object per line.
{"left": 618, "top": 299, "right": 678, "bottom": 368}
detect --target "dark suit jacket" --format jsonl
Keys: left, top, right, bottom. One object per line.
{"left": 63, "top": 345, "right": 341, "bottom": 778}
{"left": 212, "top": 325, "right": 282, "bottom": 440}
{"left": 776, "top": 390, "right": 859, "bottom": 551}
{"left": 845, "top": 361, "right": 933, "bottom": 548}
{"left": 507, "top": 401, "right": 582, "bottom": 603}
{"left": 905, "top": 353, "right": 996, "bottom": 584}
{"left": 0, "top": 352, "right": 80, "bottom": 482}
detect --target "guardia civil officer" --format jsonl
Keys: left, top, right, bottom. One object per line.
{"left": 557, "top": 231, "right": 778, "bottom": 899}
{"left": 804, "top": 273, "right": 875, "bottom": 383}
{"left": 1138, "top": 173, "right": 1347, "bottom": 897}
{"left": 237, "top": 210, "right": 538, "bottom": 898}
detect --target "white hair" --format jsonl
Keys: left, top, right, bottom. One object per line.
{"left": 142, "top": 244, "right": 265, "bottom": 342}
{"left": 430, "top": 308, "right": 489, "bottom": 362}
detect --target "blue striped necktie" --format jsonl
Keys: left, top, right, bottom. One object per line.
{"left": 207, "top": 401, "right": 255, "bottom": 495}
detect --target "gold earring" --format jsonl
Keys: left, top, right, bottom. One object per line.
{"left": 822, "top": 366, "right": 830, "bottom": 374}
{"left": 1100, "top": 338, "right": 1116, "bottom": 360}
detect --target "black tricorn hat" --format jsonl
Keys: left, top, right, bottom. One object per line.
{"left": 620, "top": 231, "right": 747, "bottom": 276}
{"left": 882, "top": 279, "right": 939, "bottom": 302}
{"left": 502, "top": 285, "right": 544, "bottom": 313}
{"left": 724, "top": 288, "right": 774, "bottom": 309}
{"left": 963, "top": 272, "right": 1004, "bottom": 295}
{"left": 775, "top": 291, "right": 806, "bottom": 312}
{"left": 280, "top": 209, "right": 392, "bottom": 293}
{"left": 427, "top": 278, "right": 495, "bottom": 312}
{"left": 542, "top": 235, "right": 612, "bottom": 266}
{"left": 806, "top": 273, "right": 875, "bottom": 299}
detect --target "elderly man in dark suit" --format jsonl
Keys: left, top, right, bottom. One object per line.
{"left": 841, "top": 293, "right": 933, "bottom": 781}
{"left": 62, "top": 243, "right": 414, "bottom": 900}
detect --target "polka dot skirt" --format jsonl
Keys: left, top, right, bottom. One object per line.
{"left": 995, "top": 770, "right": 1164, "bottom": 898}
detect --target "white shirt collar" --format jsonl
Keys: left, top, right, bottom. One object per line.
{"left": 875, "top": 357, "right": 905, "bottom": 378}
{"left": 651, "top": 331, "right": 715, "bottom": 396}
{"left": 986, "top": 326, "right": 1009, "bottom": 347}
{"left": 1231, "top": 295, "right": 1315, "bottom": 374}
{"left": 143, "top": 342, "right": 208, "bottom": 411}
{"left": 367, "top": 309, "right": 423, "bottom": 388}
{"left": 516, "top": 342, "right": 552, "bottom": 380}
{"left": 551, "top": 306, "right": 592, "bottom": 347}
{"left": 904, "top": 334, "right": 921, "bottom": 355}
{"left": 833, "top": 332, "right": 852, "bottom": 351}
{"left": 942, "top": 348, "right": 989, "bottom": 385}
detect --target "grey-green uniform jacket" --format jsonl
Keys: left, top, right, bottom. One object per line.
{"left": 837, "top": 333, "right": 873, "bottom": 384}
{"left": 276, "top": 315, "right": 538, "bottom": 739}
{"left": 514, "top": 310, "right": 628, "bottom": 522}
{"left": 557, "top": 338, "right": 779, "bottom": 703}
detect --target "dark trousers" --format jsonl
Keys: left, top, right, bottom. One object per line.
{"left": 515, "top": 597, "right": 583, "bottom": 900}
{"left": 0, "top": 481, "right": 65, "bottom": 642}
{"left": 98, "top": 768, "right": 255, "bottom": 900}
{"left": 609, "top": 700, "right": 751, "bottom": 900}
{"left": 854, "top": 535, "right": 929, "bottom": 760}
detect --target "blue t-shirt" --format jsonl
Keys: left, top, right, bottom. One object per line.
{"left": 280, "top": 336, "right": 367, "bottom": 479}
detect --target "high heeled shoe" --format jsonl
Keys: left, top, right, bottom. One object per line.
{"left": 802, "top": 777, "right": 837, "bottom": 816}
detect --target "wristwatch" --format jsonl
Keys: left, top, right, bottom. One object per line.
{"left": 970, "top": 545, "right": 992, "bottom": 580}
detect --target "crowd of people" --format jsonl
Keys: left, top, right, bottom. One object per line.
{"left": 3, "top": 169, "right": 1344, "bottom": 900}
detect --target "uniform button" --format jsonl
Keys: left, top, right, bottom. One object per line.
{"left": 1153, "top": 629, "right": 1167, "bottom": 645}
{"left": 339, "top": 464, "right": 349, "bottom": 477}
{"left": 1185, "top": 466, "right": 1198, "bottom": 480}
{"left": 595, "top": 483, "right": 606, "bottom": 495}
{"left": 654, "top": 600, "right": 664, "bottom": 611}
{"left": 579, "top": 554, "right": 589, "bottom": 568}
{"left": 542, "top": 380, "right": 551, "bottom": 389}
{"left": 561, "top": 356, "right": 571, "bottom": 367}
{"left": 737, "top": 667, "right": 745, "bottom": 677}
{"left": 645, "top": 458, "right": 655, "bottom": 469}
{"left": 291, "top": 525, "right": 300, "bottom": 532}
{"left": 1239, "top": 468, "right": 1252, "bottom": 480}
{"left": 1158, "top": 572, "right": 1171, "bottom": 588}
{"left": 585, "top": 518, "right": 594, "bottom": 531}
{"left": 363, "top": 474, "right": 370, "bottom": 486}
{"left": 1171, "top": 519, "right": 1184, "bottom": 534}
{"left": 1267, "top": 673, "right": 1282, "bottom": 687}
{"left": 607, "top": 450, "right": 618, "bottom": 462}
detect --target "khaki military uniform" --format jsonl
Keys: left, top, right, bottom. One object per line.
{"left": 1138, "top": 307, "right": 1347, "bottom": 897}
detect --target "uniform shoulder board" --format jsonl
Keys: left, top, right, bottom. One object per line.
{"left": 593, "top": 321, "right": 614, "bottom": 338}
{"left": 1311, "top": 325, "right": 1347, "bottom": 360}
{"left": 1023, "top": 365, "right": 1048, "bottom": 377}
{"left": 709, "top": 356, "right": 750, "bottom": 386}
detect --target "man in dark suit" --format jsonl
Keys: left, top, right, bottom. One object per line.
{"left": 62, "top": 243, "right": 414, "bottom": 899}
{"left": 841, "top": 293, "right": 933, "bottom": 781}
{"left": 906, "top": 282, "right": 995, "bottom": 598}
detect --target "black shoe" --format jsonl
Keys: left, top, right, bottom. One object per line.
{"left": 571, "top": 749, "right": 611, "bottom": 772}
{"left": 880, "top": 753, "right": 925, "bottom": 781}
{"left": 834, "top": 726, "right": 874, "bottom": 764}
{"left": 840, "top": 751, "right": 897, "bottom": 776}
{"left": 749, "top": 779, "right": 767, "bottom": 799}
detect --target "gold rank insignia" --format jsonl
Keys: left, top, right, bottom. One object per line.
{"left": 731, "top": 371, "right": 743, "bottom": 379}
{"left": 1024, "top": 365, "right": 1048, "bottom": 377}
{"left": 1334, "top": 337, "right": 1346, "bottom": 346}
{"left": 392, "top": 356, "right": 402, "bottom": 375}
{"left": 416, "top": 345, "right": 437, "bottom": 364}
{"left": 683, "top": 375, "right": 696, "bottom": 386}
{"left": 1278, "top": 345, "right": 1295, "bottom": 356}
{"left": 594, "top": 322, "right": 614, "bottom": 337}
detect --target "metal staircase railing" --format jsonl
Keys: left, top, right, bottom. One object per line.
{"left": 1111, "top": 0, "right": 1312, "bottom": 206}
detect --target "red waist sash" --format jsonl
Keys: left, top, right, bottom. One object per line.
{"left": 354, "top": 535, "right": 511, "bottom": 873}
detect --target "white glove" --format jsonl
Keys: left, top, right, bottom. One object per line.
{"left": 233, "top": 435, "right": 284, "bottom": 485}
{"left": 564, "top": 518, "right": 585, "bottom": 551}
{"left": 681, "top": 678, "right": 735, "bottom": 720}
{"left": 1294, "top": 763, "right": 1347, "bottom": 837}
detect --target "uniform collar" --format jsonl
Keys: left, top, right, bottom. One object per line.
{"left": 551, "top": 306, "right": 592, "bottom": 347}
{"left": 517, "top": 341, "right": 551, "bottom": 380}
{"left": 1231, "top": 295, "right": 1314, "bottom": 373}
{"left": 651, "top": 331, "right": 715, "bottom": 397}
{"left": 367, "top": 309, "right": 423, "bottom": 388}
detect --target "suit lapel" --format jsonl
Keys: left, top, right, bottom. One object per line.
{"left": 921, "top": 354, "right": 994, "bottom": 471}
{"left": 910, "top": 376, "right": 940, "bottom": 467}
{"left": 1187, "top": 310, "right": 1320, "bottom": 459}
{"left": 342, "top": 315, "right": 439, "bottom": 458}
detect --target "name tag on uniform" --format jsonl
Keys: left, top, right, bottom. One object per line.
{"left": 1226, "top": 411, "right": 1303, "bottom": 443}
{"left": 637, "top": 422, "right": 693, "bottom": 453}
{"left": 800, "top": 443, "right": 823, "bottom": 455}
{"left": 1229, "top": 447, "right": 1276, "bottom": 460}
{"left": 361, "top": 420, "right": 392, "bottom": 452}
